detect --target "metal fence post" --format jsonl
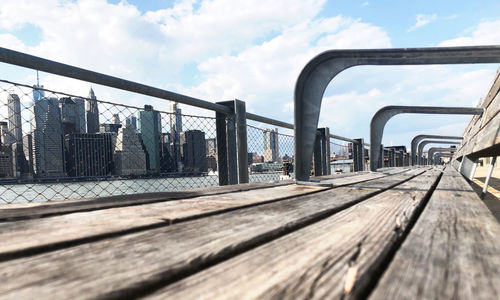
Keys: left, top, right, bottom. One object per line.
{"left": 216, "top": 101, "right": 239, "bottom": 185}
{"left": 234, "top": 99, "right": 249, "bottom": 183}
{"left": 314, "top": 128, "right": 330, "bottom": 176}
{"left": 353, "top": 138, "right": 365, "bottom": 171}
{"left": 377, "top": 145, "right": 384, "bottom": 169}
{"left": 389, "top": 149, "right": 395, "bottom": 167}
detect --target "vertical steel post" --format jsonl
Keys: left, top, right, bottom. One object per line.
{"left": 216, "top": 101, "right": 239, "bottom": 185}
{"left": 314, "top": 128, "right": 329, "bottom": 176}
{"left": 322, "top": 128, "right": 331, "bottom": 175}
{"left": 353, "top": 138, "right": 365, "bottom": 172}
{"left": 377, "top": 145, "right": 384, "bottom": 169}
{"left": 234, "top": 99, "right": 249, "bottom": 184}
{"left": 481, "top": 156, "right": 497, "bottom": 199}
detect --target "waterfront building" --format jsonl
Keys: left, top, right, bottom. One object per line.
{"left": 125, "top": 116, "right": 137, "bottom": 129}
{"left": 180, "top": 130, "right": 207, "bottom": 172}
{"left": 23, "top": 133, "right": 34, "bottom": 176}
{"left": 0, "top": 145, "right": 13, "bottom": 177}
{"left": 60, "top": 97, "right": 86, "bottom": 135}
{"left": 138, "top": 105, "right": 161, "bottom": 174}
{"left": 86, "top": 88, "right": 100, "bottom": 133}
{"left": 169, "top": 102, "right": 182, "bottom": 171}
{"left": 160, "top": 132, "right": 176, "bottom": 172}
{"left": 263, "top": 128, "right": 279, "bottom": 163}
{"left": 100, "top": 123, "right": 122, "bottom": 134}
{"left": 33, "top": 97, "right": 65, "bottom": 177}
{"left": 0, "top": 121, "right": 8, "bottom": 145}
{"left": 114, "top": 124, "right": 147, "bottom": 176}
{"left": 205, "top": 138, "right": 216, "bottom": 157}
{"left": 7, "top": 94, "right": 22, "bottom": 145}
{"left": 65, "top": 133, "right": 114, "bottom": 177}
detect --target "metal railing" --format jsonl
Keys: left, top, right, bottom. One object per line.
{"left": 0, "top": 47, "right": 365, "bottom": 204}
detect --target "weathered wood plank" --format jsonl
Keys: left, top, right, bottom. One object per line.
{"left": 144, "top": 168, "right": 442, "bottom": 300}
{"left": 0, "top": 170, "right": 409, "bottom": 258}
{"left": 0, "top": 180, "right": 295, "bottom": 220}
{"left": 369, "top": 167, "right": 500, "bottom": 300}
{"left": 0, "top": 169, "right": 425, "bottom": 299}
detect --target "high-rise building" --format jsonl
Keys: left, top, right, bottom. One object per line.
{"left": 180, "top": 130, "right": 207, "bottom": 172}
{"left": 170, "top": 102, "right": 182, "bottom": 171}
{"left": 0, "top": 145, "right": 13, "bottom": 177}
{"left": 0, "top": 121, "right": 8, "bottom": 145}
{"left": 125, "top": 116, "right": 137, "bottom": 129}
{"left": 112, "top": 114, "right": 120, "bottom": 125}
{"left": 263, "top": 128, "right": 279, "bottom": 163}
{"left": 65, "top": 133, "right": 114, "bottom": 177}
{"left": 33, "top": 97, "right": 65, "bottom": 177}
{"left": 86, "top": 88, "right": 99, "bottom": 134}
{"left": 205, "top": 138, "right": 216, "bottom": 157}
{"left": 60, "top": 97, "right": 86, "bottom": 135}
{"left": 33, "top": 72, "right": 45, "bottom": 101}
{"left": 160, "top": 132, "right": 176, "bottom": 172}
{"left": 114, "top": 124, "right": 147, "bottom": 176}
{"left": 138, "top": 105, "right": 161, "bottom": 174}
{"left": 7, "top": 94, "right": 22, "bottom": 145}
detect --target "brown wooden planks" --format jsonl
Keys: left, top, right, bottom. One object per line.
{"left": 144, "top": 168, "right": 442, "bottom": 299}
{"left": 0, "top": 170, "right": 412, "bottom": 258}
{"left": 369, "top": 167, "right": 500, "bottom": 300}
{"left": 0, "top": 169, "right": 425, "bottom": 299}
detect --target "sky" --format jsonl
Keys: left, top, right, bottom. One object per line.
{"left": 1, "top": 0, "right": 500, "bottom": 150}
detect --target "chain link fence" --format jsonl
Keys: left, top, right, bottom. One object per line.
{"left": 330, "top": 139, "right": 353, "bottom": 173}
{"left": 0, "top": 80, "right": 219, "bottom": 204}
{"left": 246, "top": 124, "right": 294, "bottom": 183}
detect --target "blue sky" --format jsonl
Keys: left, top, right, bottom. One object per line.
{"left": 1, "top": 0, "right": 500, "bottom": 150}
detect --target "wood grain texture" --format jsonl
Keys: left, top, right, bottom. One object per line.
{"left": 0, "top": 170, "right": 407, "bottom": 258}
{"left": 144, "top": 169, "right": 442, "bottom": 300}
{"left": 0, "top": 169, "right": 425, "bottom": 299}
{"left": 369, "top": 167, "right": 500, "bottom": 300}
{"left": 0, "top": 180, "right": 295, "bottom": 220}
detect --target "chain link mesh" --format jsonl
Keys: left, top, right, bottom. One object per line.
{"left": 330, "top": 139, "right": 353, "bottom": 173}
{"left": 0, "top": 80, "right": 219, "bottom": 204}
{"left": 246, "top": 124, "right": 294, "bottom": 182}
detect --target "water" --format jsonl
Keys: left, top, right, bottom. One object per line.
{"left": 1, "top": 173, "right": 283, "bottom": 204}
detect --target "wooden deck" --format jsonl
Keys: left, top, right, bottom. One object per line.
{"left": 1, "top": 166, "right": 500, "bottom": 299}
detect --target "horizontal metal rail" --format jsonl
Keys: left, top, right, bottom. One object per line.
{"left": 0, "top": 47, "right": 360, "bottom": 144}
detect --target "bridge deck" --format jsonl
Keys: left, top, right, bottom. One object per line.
{"left": 1, "top": 166, "right": 499, "bottom": 299}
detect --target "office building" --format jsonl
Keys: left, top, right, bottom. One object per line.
{"left": 33, "top": 97, "right": 65, "bottom": 177}
{"left": 170, "top": 102, "right": 182, "bottom": 171}
{"left": 6, "top": 94, "right": 22, "bottom": 145}
{"left": 65, "top": 133, "right": 114, "bottom": 177}
{"left": 160, "top": 132, "right": 176, "bottom": 172}
{"left": 0, "top": 121, "right": 7, "bottom": 145}
{"left": 86, "top": 88, "right": 100, "bottom": 133}
{"left": 180, "top": 130, "right": 207, "bottom": 172}
{"left": 263, "top": 128, "right": 279, "bottom": 163}
{"left": 0, "top": 145, "right": 13, "bottom": 177}
{"left": 114, "top": 124, "right": 147, "bottom": 175}
{"left": 60, "top": 97, "right": 86, "bottom": 135}
{"left": 206, "top": 138, "right": 216, "bottom": 157}
{"left": 138, "top": 105, "right": 161, "bottom": 173}
{"left": 125, "top": 116, "right": 137, "bottom": 129}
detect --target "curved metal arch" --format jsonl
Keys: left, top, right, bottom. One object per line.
{"left": 428, "top": 147, "right": 455, "bottom": 165}
{"left": 369, "top": 106, "right": 482, "bottom": 171}
{"left": 410, "top": 134, "right": 463, "bottom": 165}
{"left": 294, "top": 46, "right": 500, "bottom": 181}
{"left": 417, "top": 140, "right": 462, "bottom": 165}
{"left": 433, "top": 152, "right": 453, "bottom": 165}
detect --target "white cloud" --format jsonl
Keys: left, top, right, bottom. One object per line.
{"left": 439, "top": 18, "right": 500, "bottom": 46}
{"left": 362, "top": 2, "right": 369, "bottom": 7}
{"left": 408, "top": 14, "right": 437, "bottom": 31}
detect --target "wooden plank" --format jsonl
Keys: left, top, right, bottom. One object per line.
{"left": 0, "top": 169, "right": 426, "bottom": 299}
{"left": 0, "top": 169, "right": 414, "bottom": 258}
{"left": 144, "top": 168, "right": 442, "bottom": 300}
{"left": 0, "top": 180, "right": 295, "bottom": 220}
{"left": 369, "top": 167, "right": 500, "bottom": 300}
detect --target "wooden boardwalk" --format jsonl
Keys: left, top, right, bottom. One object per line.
{"left": 1, "top": 166, "right": 500, "bottom": 299}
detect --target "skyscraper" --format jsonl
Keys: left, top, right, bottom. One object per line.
{"left": 114, "top": 124, "right": 147, "bottom": 175}
{"left": 125, "top": 116, "right": 137, "bottom": 129}
{"left": 7, "top": 94, "right": 22, "bottom": 145}
{"left": 138, "top": 105, "right": 161, "bottom": 174}
{"left": 65, "top": 133, "right": 114, "bottom": 177}
{"left": 263, "top": 128, "right": 279, "bottom": 163}
{"left": 60, "top": 97, "right": 86, "bottom": 135}
{"left": 33, "top": 97, "right": 65, "bottom": 177}
{"left": 0, "top": 121, "right": 8, "bottom": 145}
{"left": 170, "top": 101, "right": 182, "bottom": 171}
{"left": 32, "top": 71, "right": 45, "bottom": 101}
{"left": 86, "top": 88, "right": 99, "bottom": 134}
{"left": 181, "top": 130, "right": 207, "bottom": 172}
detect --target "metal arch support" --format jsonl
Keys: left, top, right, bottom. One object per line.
{"left": 294, "top": 46, "right": 500, "bottom": 181}
{"left": 369, "top": 106, "right": 483, "bottom": 171}
{"left": 433, "top": 152, "right": 453, "bottom": 165}
{"left": 428, "top": 147, "right": 455, "bottom": 165}
{"left": 410, "top": 134, "right": 463, "bottom": 165}
{"left": 417, "top": 139, "right": 462, "bottom": 165}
